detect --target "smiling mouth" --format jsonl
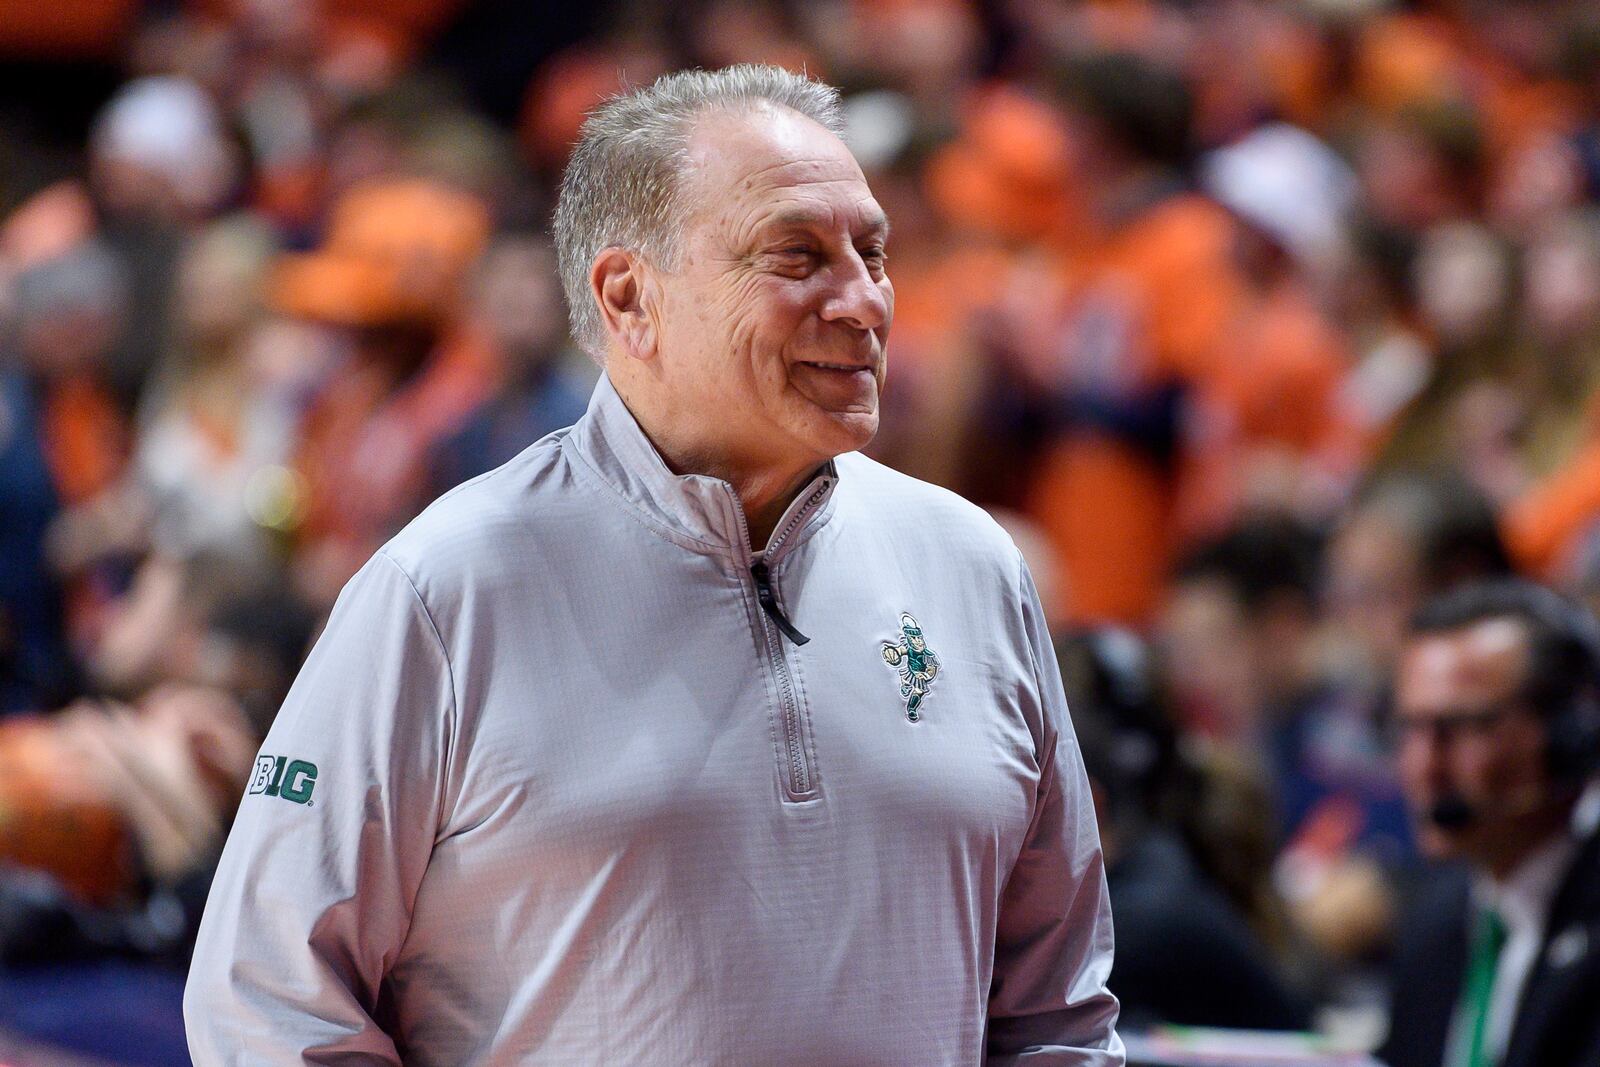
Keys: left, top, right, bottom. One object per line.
{"left": 799, "top": 361, "right": 874, "bottom": 372}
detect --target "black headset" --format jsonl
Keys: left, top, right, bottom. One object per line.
{"left": 1415, "top": 578, "right": 1600, "bottom": 781}
{"left": 1517, "top": 583, "right": 1600, "bottom": 783}
{"left": 1412, "top": 579, "right": 1600, "bottom": 831}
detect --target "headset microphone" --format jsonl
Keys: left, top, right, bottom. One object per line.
{"left": 1427, "top": 782, "right": 1552, "bottom": 830}
{"left": 1428, "top": 796, "right": 1476, "bottom": 829}
{"left": 1411, "top": 581, "right": 1600, "bottom": 837}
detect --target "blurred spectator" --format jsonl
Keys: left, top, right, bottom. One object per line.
{"left": 426, "top": 233, "right": 592, "bottom": 497}
{"left": 1382, "top": 580, "right": 1600, "bottom": 1067}
{"left": 1007, "top": 50, "right": 1246, "bottom": 624}
{"left": 0, "top": 546, "right": 308, "bottom": 968}
{"left": 883, "top": 86, "right": 1072, "bottom": 497}
{"left": 1353, "top": 102, "right": 1485, "bottom": 236}
{"left": 1325, "top": 473, "right": 1514, "bottom": 696}
{"left": 1059, "top": 627, "right": 1313, "bottom": 1032}
{"left": 0, "top": 369, "right": 73, "bottom": 714}
{"left": 1161, "top": 517, "right": 1324, "bottom": 747}
{"left": 89, "top": 76, "right": 237, "bottom": 410}
{"left": 11, "top": 240, "right": 131, "bottom": 506}
{"left": 131, "top": 215, "right": 291, "bottom": 571}
{"left": 270, "top": 176, "right": 493, "bottom": 602}
{"left": 1163, "top": 516, "right": 1401, "bottom": 965}
{"left": 1383, "top": 209, "right": 1600, "bottom": 514}
{"left": 518, "top": 21, "right": 672, "bottom": 178}
{"left": 679, "top": 0, "right": 819, "bottom": 80}
{"left": 0, "top": 683, "right": 261, "bottom": 966}
{"left": 1188, "top": 122, "right": 1364, "bottom": 532}
{"left": 0, "top": 559, "right": 307, "bottom": 959}
{"left": 0, "top": 238, "right": 131, "bottom": 714}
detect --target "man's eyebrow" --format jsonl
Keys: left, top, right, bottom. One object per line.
{"left": 765, "top": 209, "right": 892, "bottom": 239}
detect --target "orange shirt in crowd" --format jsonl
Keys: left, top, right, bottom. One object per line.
{"left": 879, "top": 242, "right": 1017, "bottom": 485}
{"left": 1179, "top": 278, "right": 1361, "bottom": 537}
{"left": 41, "top": 375, "right": 130, "bottom": 505}
{"left": 1504, "top": 404, "right": 1600, "bottom": 579}
{"left": 1356, "top": 11, "right": 1581, "bottom": 161}
{"left": 0, "top": 717, "right": 132, "bottom": 905}
{"left": 0, "top": 0, "right": 137, "bottom": 57}
{"left": 293, "top": 326, "right": 493, "bottom": 583}
{"left": 1026, "top": 193, "right": 1246, "bottom": 625}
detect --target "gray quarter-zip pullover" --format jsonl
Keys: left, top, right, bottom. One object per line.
{"left": 184, "top": 375, "right": 1123, "bottom": 1065}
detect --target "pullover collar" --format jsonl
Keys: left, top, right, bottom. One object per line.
{"left": 565, "top": 373, "right": 839, "bottom": 564}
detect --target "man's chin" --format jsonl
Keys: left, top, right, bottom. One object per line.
{"left": 1415, "top": 823, "right": 1467, "bottom": 862}
{"left": 773, "top": 388, "right": 881, "bottom": 461}
{"left": 813, "top": 409, "right": 878, "bottom": 456}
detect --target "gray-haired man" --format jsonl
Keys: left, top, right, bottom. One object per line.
{"left": 185, "top": 65, "right": 1123, "bottom": 1065}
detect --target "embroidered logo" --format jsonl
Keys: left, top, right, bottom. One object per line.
{"left": 247, "top": 754, "right": 319, "bottom": 805}
{"left": 881, "top": 613, "right": 940, "bottom": 722}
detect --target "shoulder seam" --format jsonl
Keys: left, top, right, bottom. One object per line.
{"left": 375, "top": 549, "right": 459, "bottom": 843}
{"left": 375, "top": 551, "right": 455, "bottom": 692}
{"left": 434, "top": 433, "right": 564, "bottom": 504}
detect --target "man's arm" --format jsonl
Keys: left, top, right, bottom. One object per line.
{"left": 987, "top": 554, "right": 1124, "bottom": 1065}
{"left": 185, "top": 551, "right": 455, "bottom": 1064}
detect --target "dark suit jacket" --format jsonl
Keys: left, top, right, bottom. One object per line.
{"left": 1380, "top": 824, "right": 1600, "bottom": 1067}
{"left": 1109, "top": 830, "right": 1311, "bottom": 1033}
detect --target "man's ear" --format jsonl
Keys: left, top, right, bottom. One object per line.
{"left": 591, "top": 248, "right": 658, "bottom": 361}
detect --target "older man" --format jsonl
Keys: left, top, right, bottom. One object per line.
{"left": 185, "top": 65, "right": 1122, "bottom": 1065}
{"left": 1382, "top": 580, "right": 1600, "bottom": 1067}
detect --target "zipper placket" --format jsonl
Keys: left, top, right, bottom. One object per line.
{"left": 763, "top": 477, "right": 831, "bottom": 561}
{"left": 730, "top": 476, "right": 832, "bottom": 800}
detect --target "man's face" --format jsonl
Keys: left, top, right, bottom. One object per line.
{"left": 1157, "top": 577, "right": 1258, "bottom": 737}
{"left": 474, "top": 238, "right": 564, "bottom": 370}
{"left": 645, "top": 105, "right": 893, "bottom": 470}
{"left": 1393, "top": 619, "right": 1555, "bottom": 871}
{"left": 1324, "top": 512, "right": 1421, "bottom": 680}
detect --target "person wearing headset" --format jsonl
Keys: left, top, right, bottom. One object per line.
{"left": 1381, "top": 579, "right": 1600, "bottom": 1067}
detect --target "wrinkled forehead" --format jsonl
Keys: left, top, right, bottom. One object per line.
{"left": 1398, "top": 618, "right": 1532, "bottom": 712}
{"left": 680, "top": 105, "right": 885, "bottom": 239}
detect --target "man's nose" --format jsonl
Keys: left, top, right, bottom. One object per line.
{"left": 820, "top": 253, "right": 889, "bottom": 332}
{"left": 1405, "top": 733, "right": 1454, "bottom": 794}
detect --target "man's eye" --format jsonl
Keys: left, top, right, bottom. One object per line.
{"left": 767, "top": 248, "right": 816, "bottom": 275}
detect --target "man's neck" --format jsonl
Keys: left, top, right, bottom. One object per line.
{"left": 674, "top": 449, "right": 817, "bottom": 551}
{"left": 613, "top": 377, "right": 823, "bottom": 551}
{"left": 1484, "top": 796, "right": 1579, "bottom": 882}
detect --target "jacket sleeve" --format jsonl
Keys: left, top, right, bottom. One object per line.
{"left": 987, "top": 553, "right": 1124, "bottom": 1065}
{"left": 184, "top": 551, "right": 455, "bottom": 1064}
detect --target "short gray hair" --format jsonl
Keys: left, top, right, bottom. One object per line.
{"left": 553, "top": 64, "right": 845, "bottom": 362}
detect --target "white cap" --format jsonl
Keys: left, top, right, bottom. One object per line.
{"left": 1200, "top": 122, "right": 1357, "bottom": 271}
{"left": 91, "top": 76, "right": 233, "bottom": 212}
{"left": 842, "top": 90, "right": 917, "bottom": 172}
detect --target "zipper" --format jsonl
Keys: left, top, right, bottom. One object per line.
{"left": 753, "top": 583, "right": 813, "bottom": 798}
{"left": 751, "top": 476, "right": 829, "bottom": 646}
{"left": 764, "top": 476, "right": 832, "bottom": 561}
{"left": 728, "top": 475, "right": 832, "bottom": 801}
{"left": 751, "top": 561, "right": 809, "bottom": 644}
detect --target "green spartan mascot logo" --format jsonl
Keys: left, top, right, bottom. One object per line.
{"left": 881, "top": 612, "right": 940, "bottom": 722}
{"left": 248, "top": 754, "right": 319, "bottom": 805}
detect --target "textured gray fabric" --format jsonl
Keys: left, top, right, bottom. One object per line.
{"left": 184, "top": 375, "right": 1124, "bottom": 1065}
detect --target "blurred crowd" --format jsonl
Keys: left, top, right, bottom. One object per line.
{"left": 4, "top": 0, "right": 1600, "bottom": 1056}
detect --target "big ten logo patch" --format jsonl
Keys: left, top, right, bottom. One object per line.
{"left": 248, "top": 755, "right": 319, "bottom": 805}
